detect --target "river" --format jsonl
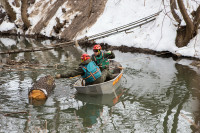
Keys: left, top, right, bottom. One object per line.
{"left": 0, "top": 37, "right": 199, "bottom": 133}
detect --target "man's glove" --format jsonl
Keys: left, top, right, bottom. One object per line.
{"left": 106, "top": 50, "right": 112, "bottom": 54}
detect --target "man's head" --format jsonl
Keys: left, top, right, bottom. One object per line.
{"left": 93, "top": 44, "right": 101, "bottom": 56}
{"left": 81, "top": 54, "right": 90, "bottom": 62}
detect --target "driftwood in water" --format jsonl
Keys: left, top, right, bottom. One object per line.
{"left": 0, "top": 59, "right": 66, "bottom": 72}
{"left": 0, "top": 45, "right": 59, "bottom": 55}
{"left": 0, "top": 38, "right": 88, "bottom": 55}
{"left": 0, "top": 41, "right": 76, "bottom": 55}
{"left": 28, "top": 75, "right": 55, "bottom": 101}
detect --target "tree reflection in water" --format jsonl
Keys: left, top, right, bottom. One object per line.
{"left": 1, "top": 37, "right": 200, "bottom": 132}
{"left": 76, "top": 103, "right": 103, "bottom": 127}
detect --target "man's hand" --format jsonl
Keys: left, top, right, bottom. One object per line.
{"left": 55, "top": 74, "right": 61, "bottom": 79}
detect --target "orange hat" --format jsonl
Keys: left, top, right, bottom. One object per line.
{"left": 93, "top": 44, "right": 102, "bottom": 50}
{"left": 81, "top": 54, "right": 90, "bottom": 61}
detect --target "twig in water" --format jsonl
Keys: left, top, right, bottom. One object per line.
{"left": 74, "top": 110, "right": 83, "bottom": 132}
{"left": 180, "top": 113, "right": 200, "bottom": 130}
{"left": 194, "top": 35, "right": 199, "bottom": 56}
{"left": 45, "top": 120, "right": 47, "bottom": 133}
{"left": 3, "top": 111, "right": 28, "bottom": 116}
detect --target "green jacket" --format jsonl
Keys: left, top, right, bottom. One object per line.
{"left": 91, "top": 51, "right": 115, "bottom": 71}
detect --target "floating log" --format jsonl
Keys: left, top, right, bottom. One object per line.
{"left": 28, "top": 75, "right": 55, "bottom": 104}
{"left": 0, "top": 41, "right": 77, "bottom": 55}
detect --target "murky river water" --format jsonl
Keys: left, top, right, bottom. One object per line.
{"left": 0, "top": 37, "right": 200, "bottom": 133}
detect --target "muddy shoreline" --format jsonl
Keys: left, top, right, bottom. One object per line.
{"left": 80, "top": 41, "right": 200, "bottom": 62}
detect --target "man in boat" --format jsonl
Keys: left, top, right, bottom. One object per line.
{"left": 55, "top": 54, "right": 106, "bottom": 86}
{"left": 91, "top": 44, "right": 115, "bottom": 80}
{"left": 92, "top": 44, "right": 115, "bottom": 71}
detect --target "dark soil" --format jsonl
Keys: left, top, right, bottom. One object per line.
{"left": 60, "top": 0, "right": 108, "bottom": 40}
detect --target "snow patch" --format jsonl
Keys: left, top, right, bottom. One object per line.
{"left": 0, "top": 21, "right": 15, "bottom": 32}
{"left": 0, "top": 38, "right": 16, "bottom": 47}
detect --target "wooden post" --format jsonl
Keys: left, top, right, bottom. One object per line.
{"left": 28, "top": 75, "right": 55, "bottom": 105}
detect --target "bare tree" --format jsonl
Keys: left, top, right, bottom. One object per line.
{"left": 0, "top": 0, "right": 16, "bottom": 22}
{"left": 14, "top": 0, "right": 20, "bottom": 7}
{"left": 21, "top": 0, "right": 31, "bottom": 30}
{"left": 170, "top": 0, "right": 200, "bottom": 47}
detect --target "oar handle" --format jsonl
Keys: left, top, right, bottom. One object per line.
{"left": 69, "top": 75, "right": 81, "bottom": 79}
{"left": 118, "top": 67, "right": 124, "bottom": 69}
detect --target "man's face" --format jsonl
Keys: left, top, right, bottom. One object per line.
{"left": 93, "top": 49, "right": 100, "bottom": 56}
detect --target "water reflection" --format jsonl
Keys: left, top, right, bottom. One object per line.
{"left": 29, "top": 98, "right": 47, "bottom": 106}
{"left": 76, "top": 103, "right": 103, "bottom": 127}
{"left": 173, "top": 63, "right": 200, "bottom": 132}
{"left": 75, "top": 87, "right": 125, "bottom": 107}
{"left": 72, "top": 87, "right": 124, "bottom": 128}
{"left": 0, "top": 37, "right": 200, "bottom": 132}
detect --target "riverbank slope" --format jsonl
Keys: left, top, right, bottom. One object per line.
{"left": 0, "top": 0, "right": 199, "bottom": 58}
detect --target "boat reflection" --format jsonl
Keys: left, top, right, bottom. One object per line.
{"left": 75, "top": 87, "right": 125, "bottom": 106}
{"left": 75, "top": 103, "right": 103, "bottom": 127}
{"left": 74, "top": 87, "right": 125, "bottom": 127}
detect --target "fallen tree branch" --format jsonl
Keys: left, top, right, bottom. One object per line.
{"left": 0, "top": 63, "right": 66, "bottom": 72}
{"left": 0, "top": 111, "right": 28, "bottom": 116}
{"left": 0, "top": 41, "right": 75, "bottom": 55}
{"left": 180, "top": 113, "right": 200, "bottom": 130}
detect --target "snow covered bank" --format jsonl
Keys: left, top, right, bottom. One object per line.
{"left": 0, "top": 0, "right": 200, "bottom": 59}
{"left": 78, "top": 0, "right": 200, "bottom": 58}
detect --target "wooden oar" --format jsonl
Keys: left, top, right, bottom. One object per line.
{"left": 69, "top": 75, "right": 81, "bottom": 79}
{"left": 109, "top": 66, "right": 124, "bottom": 70}
{"left": 118, "top": 66, "right": 124, "bottom": 69}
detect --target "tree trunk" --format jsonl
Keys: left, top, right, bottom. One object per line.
{"left": 14, "top": 0, "right": 20, "bottom": 7}
{"left": 21, "top": 0, "right": 31, "bottom": 30}
{"left": 170, "top": 0, "right": 181, "bottom": 24}
{"left": 0, "top": 6, "right": 6, "bottom": 24}
{"left": 88, "top": 0, "right": 93, "bottom": 18}
{"left": 28, "top": 75, "right": 55, "bottom": 101}
{"left": 193, "top": 6, "right": 200, "bottom": 34}
{"left": 1, "top": 0, "right": 16, "bottom": 22}
{"left": 175, "top": 0, "right": 197, "bottom": 47}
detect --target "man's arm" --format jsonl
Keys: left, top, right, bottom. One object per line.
{"left": 56, "top": 67, "right": 84, "bottom": 78}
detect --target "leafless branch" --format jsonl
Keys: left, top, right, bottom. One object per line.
{"left": 155, "top": 13, "right": 167, "bottom": 49}
{"left": 194, "top": 34, "right": 199, "bottom": 56}
{"left": 170, "top": 0, "right": 181, "bottom": 24}
{"left": 162, "top": 0, "right": 179, "bottom": 24}
{"left": 191, "top": 0, "right": 200, "bottom": 5}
